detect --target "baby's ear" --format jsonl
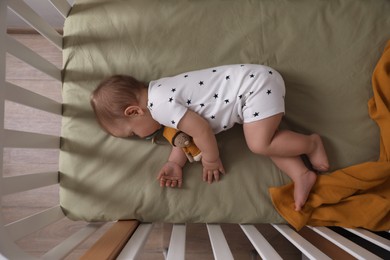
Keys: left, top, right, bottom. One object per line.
{"left": 124, "top": 106, "right": 143, "bottom": 117}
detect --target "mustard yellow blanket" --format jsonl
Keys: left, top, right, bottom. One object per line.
{"left": 270, "top": 41, "right": 390, "bottom": 231}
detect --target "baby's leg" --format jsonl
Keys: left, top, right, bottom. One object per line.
{"left": 271, "top": 156, "right": 317, "bottom": 211}
{"left": 269, "top": 131, "right": 329, "bottom": 171}
{"left": 243, "top": 114, "right": 329, "bottom": 171}
{"left": 243, "top": 114, "right": 325, "bottom": 210}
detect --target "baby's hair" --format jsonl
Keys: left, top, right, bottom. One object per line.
{"left": 91, "top": 75, "right": 146, "bottom": 130}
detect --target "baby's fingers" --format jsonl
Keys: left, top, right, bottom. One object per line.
{"left": 159, "top": 177, "right": 166, "bottom": 187}
{"left": 160, "top": 176, "right": 182, "bottom": 188}
{"left": 170, "top": 179, "right": 183, "bottom": 188}
{"left": 165, "top": 179, "right": 173, "bottom": 187}
{"left": 213, "top": 170, "right": 220, "bottom": 182}
{"left": 219, "top": 165, "right": 226, "bottom": 175}
{"left": 157, "top": 169, "right": 166, "bottom": 180}
{"left": 207, "top": 170, "right": 216, "bottom": 184}
{"left": 159, "top": 175, "right": 170, "bottom": 187}
{"left": 172, "top": 179, "right": 183, "bottom": 188}
{"left": 203, "top": 169, "right": 211, "bottom": 182}
{"left": 203, "top": 169, "right": 220, "bottom": 184}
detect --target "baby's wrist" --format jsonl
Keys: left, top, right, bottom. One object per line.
{"left": 202, "top": 157, "right": 219, "bottom": 164}
{"left": 167, "top": 160, "right": 184, "bottom": 168}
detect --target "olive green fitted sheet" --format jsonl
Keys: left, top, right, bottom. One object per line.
{"left": 60, "top": 0, "right": 390, "bottom": 222}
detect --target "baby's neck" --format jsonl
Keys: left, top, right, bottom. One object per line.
{"left": 137, "top": 87, "right": 149, "bottom": 109}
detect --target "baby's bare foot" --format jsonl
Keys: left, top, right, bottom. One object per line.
{"left": 308, "top": 134, "right": 329, "bottom": 172}
{"left": 294, "top": 170, "right": 317, "bottom": 211}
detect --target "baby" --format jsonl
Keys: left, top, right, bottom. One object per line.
{"left": 91, "top": 64, "right": 329, "bottom": 211}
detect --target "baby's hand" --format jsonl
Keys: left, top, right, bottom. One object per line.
{"left": 157, "top": 161, "right": 183, "bottom": 188}
{"left": 202, "top": 157, "right": 226, "bottom": 184}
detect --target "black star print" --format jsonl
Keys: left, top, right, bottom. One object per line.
{"left": 184, "top": 75, "right": 188, "bottom": 78}
{"left": 223, "top": 125, "right": 228, "bottom": 129}
{"left": 238, "top": 94, "right": 243, "bottom": 99}
{"left": 158, "top": 84, "right": 162, "bottom": 87}
{"left": 212, "top": 69, "right": 217, "bottom": 73}
{"left": 199, "top": 81, "right": 204, "bottom": 86}
{"left": 267, "top": 89, "right": 272, "bottom": 95}
{"left": 225, "top": 75, "right": 230, "bottom": 80}
{"left": 240, "top": 65, "right": 245, "bottom": 67}
{"left": 186, "top": 99, "right": 192, "bottom": 105}
{"left": 250, "top": 74, "right": 255, "bottom": 78}
{"left": 149, "top": 102, "right": 153, "bottom": 108}
{"left": 171, "top": 120, "right": 176, "bottom": 125}
{"left": 169, "top": 97, "right": 173, "bottom": 102}
{"left": 171, "top": 88, "right": 176, "bottom": 92}
{"left": 253, "top": 112, "right": 259, "bottom": 117}
{"left": 200, "top": 103, "right": 205, "bottom": 107}
{"left": 211, "top": 115, "right": 216, "bottom": 119}
{"left": 249, "top": 91, "right": 254, "bottom": 95}
{"left": 269, "top": 71, "right": 273, "bottom": 75}
{"left": 214, "top": 93, "right": 219, "bottom": 99}
{"left": 224, "top": 99, "right": 229, "bottom": 104}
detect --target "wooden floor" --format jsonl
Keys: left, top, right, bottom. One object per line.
{"left": 2, "top": 33, "right": 302, "bottom": 259}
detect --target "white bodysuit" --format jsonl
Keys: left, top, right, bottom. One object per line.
{"left": 147, "top": 64, "right": 285, "bottom": 134}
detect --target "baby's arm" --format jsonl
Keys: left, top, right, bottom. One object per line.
{"left": 157, "top": 146, "right": 187, "bottom": 188}
{"left": 177, "top": 110, "right": 225, "bottom": 183}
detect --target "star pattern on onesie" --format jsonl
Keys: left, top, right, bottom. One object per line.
{"left": 149, "top": 65, "right": 278, "bottom": 129}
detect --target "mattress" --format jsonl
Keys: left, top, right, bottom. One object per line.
{"left": 60, "top": 0, "right": 390, "bottom": 222}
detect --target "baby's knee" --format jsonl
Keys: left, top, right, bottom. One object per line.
{"left": 247, "top": 142, "right": 272, "bottom": 156}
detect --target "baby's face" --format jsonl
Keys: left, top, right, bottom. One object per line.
{"left": 109, "top": 112, "right": 161, "bottom": 139}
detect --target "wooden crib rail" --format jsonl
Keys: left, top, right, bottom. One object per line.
{"left": 81, "top": 220, "right": 140, "bottom": 260}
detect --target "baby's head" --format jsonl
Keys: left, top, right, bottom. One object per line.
{"left": 91, "top": 75, "right": 160, "bottom": 138}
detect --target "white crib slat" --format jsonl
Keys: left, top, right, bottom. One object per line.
{"left": 42, "top": 223, "right": 104, "bottom": 260}
{"left": 117, "top": 223, "right": 153, "bottom": 260}
{"left": 240, "top": 224, "right": 282, "bottom": 260}
{"left": 345, "top": 228, "right": 390, "bottom": 251}
{"left": 5, "top": 205, "right": 64, "bottom": 241}
{"left": 166, "top": 224, "right": 186, "bottom": 260}
{"left": 5, "top": 82, "right": 61, "bottom": 115}
{"left": 6, "top": 35, "right": 61, "bottom": 81}
{"left": 2, "top": 171, "right": 58, "bottom": 196}
{"left": 8, "top": 0, "right": 62, "bottom": 49}
{"left": 309, "top": 227, "right": 382, "bottom": 260}
{"left": 49, "top": 0, "right": 72, "bottom": 19}
{"left": 3, "top": 129, "right": 59, "bottom": 149}
{"left": 206, "top": 224, "right": 234, "bottom": 260}
{"left": 272, "top": 224, "right": 331, "bottom": 260}
{"left": 0, "top": 0, "right": 6, "bottom": 197}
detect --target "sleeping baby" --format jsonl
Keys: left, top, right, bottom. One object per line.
{"left": 91, "top": 64, "right": 329, "bottom": 211}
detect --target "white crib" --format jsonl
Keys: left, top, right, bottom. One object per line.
{"left": 0, "top": 0, "right": 389, "bottom": 259}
